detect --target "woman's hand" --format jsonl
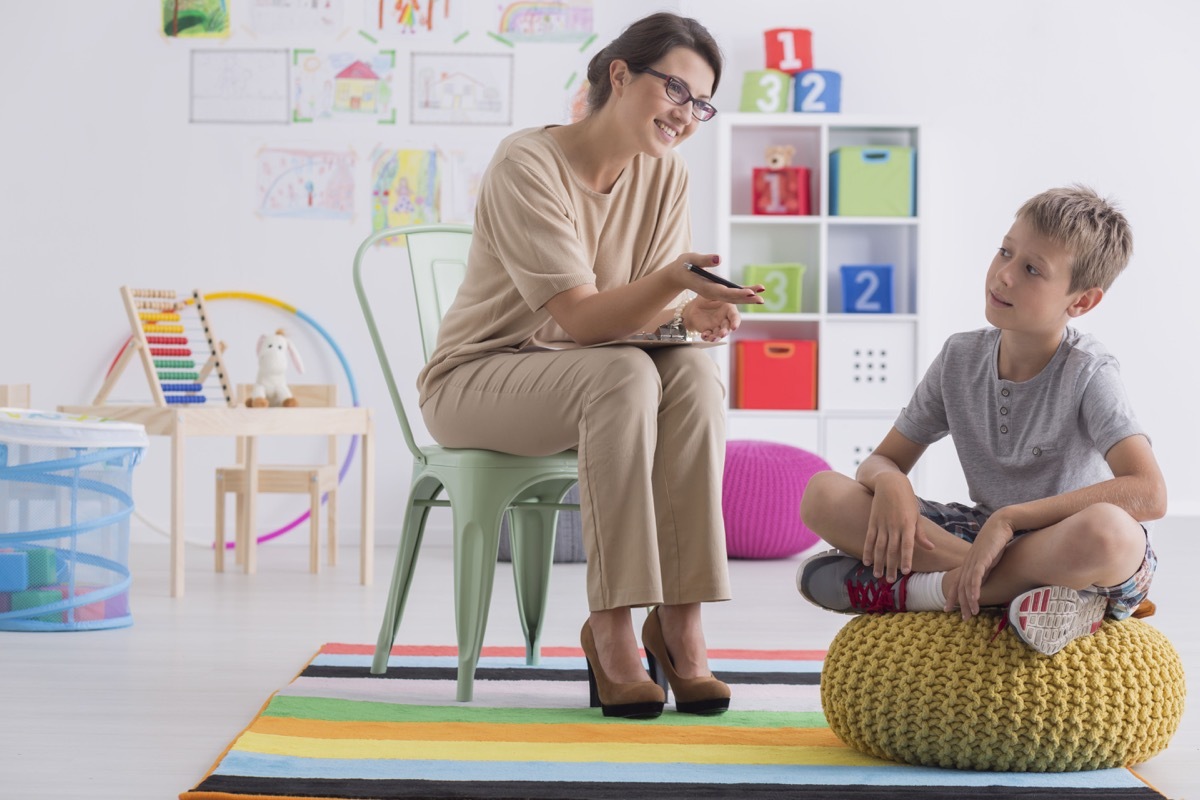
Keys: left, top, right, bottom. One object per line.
{"left": 683, "top": 297, "right": 740, "bottom": 341}
{"left": 672, "top": 254, "right": 763, "bottom": 341}
{"left": 677, "top": 254, "right": 764, "bottom": 305}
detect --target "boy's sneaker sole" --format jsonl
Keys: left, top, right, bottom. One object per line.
{"left": 1008, "top": 585, "right": 1107, "bottom": 655}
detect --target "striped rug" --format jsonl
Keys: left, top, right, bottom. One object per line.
{"left": 181, "top": 643, "right": 1165, "bottom": 799}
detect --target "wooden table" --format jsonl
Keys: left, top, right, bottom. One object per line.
{"left": 58, "top": 404, "right": 375, "bottom": 597}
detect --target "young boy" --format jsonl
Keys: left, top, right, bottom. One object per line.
{"left": 797, "top": 185, "right": 1166, "bottom": 655}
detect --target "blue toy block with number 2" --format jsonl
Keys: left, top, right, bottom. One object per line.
{"left": 739, "top": 69, "right": 792, "bottom": 113}
{"left": 840, "top": 265, "right": 894, "bottom": 314}
{"left": 793, "top": 70, "right": 841, "bottom": 113}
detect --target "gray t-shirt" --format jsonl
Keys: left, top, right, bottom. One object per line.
{"left": 896, "top": 326, "right": 1145, "bottom": 515}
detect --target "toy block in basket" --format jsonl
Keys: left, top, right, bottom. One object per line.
{"left": 0, "top": 409, "right": 146, "bottom": 632}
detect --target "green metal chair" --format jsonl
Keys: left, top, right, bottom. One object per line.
{"left": 353, "top": 223, "right": 580, "bottom": 701}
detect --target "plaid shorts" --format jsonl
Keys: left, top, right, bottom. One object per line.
{"left": 916, "top": 498, "right": 1156, "bottom": 619}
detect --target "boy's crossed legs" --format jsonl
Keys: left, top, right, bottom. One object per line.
{"left": 797, "top": 471, "right": 1155, "bottom": 654}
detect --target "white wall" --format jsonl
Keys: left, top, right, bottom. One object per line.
{"left": 2, "top": 1, "right": 1195, "bottom": 554}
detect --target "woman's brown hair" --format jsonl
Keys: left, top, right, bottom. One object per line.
{"left": 584, "top": 12, "right": 723, "bottom": 116}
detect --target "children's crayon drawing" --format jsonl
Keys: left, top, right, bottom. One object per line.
{"left": 437, "top": 147, "right": 488, "bottom": 224}
{"left": 293, "top": 51, "right": 396, "bottom": 124}
{"left": 190, "top": 49, "right": 290, "bottom": 123}
{"left": 256, "top": 148, "right": 356, "bottom": 220}
{"left": 410, "top": 52, "right": 512, "bottom": 125}
{"left": 495, "top": 0, "right": 593, "bottom": 42}
{"left": 249, "top": 0, "right": 344, "bottom": 34}
{"left": 365, "top": 0, "right": 468, "bottom": 37}
{"left": 163, "top": 0, "right": 230, "bottom": 38}
{"left": 370, "top": 148, "right": 440, "bottom": 234}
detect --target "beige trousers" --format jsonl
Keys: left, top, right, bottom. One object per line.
{"left": 421, "top": 345, "right": 731, "bottom": 611}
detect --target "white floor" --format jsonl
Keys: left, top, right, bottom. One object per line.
{"left": 1, "top": 518, "right": 1196, "bottom": 800}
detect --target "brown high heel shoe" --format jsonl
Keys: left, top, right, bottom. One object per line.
{"left": 580, "top": 621, "right": 665, "bottom": 719}
{"left": 641, "top": 607, "right": 730, "bottom": 715}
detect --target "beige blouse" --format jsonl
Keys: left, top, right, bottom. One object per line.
{"left": 417, "top": 126, "right": 692, "bottom": 404}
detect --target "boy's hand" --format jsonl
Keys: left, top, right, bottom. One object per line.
{"left": 863, "top": 472, "right": 935, "bottom": 583}
{"left": 945, "top": 518, "right": 1013, "bottom": 618}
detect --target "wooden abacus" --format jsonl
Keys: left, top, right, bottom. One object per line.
{"left": 93, "top": 287, "right": 234, "bottom": 407}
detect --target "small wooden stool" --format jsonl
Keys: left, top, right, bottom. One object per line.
{"left": 214, "top": 384, "right": 339, "bottom": 574}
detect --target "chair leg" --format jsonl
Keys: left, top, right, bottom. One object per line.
{"left": 327, "top": 488, "right": 338, "bottom": 567}
{"left": 371, "top": 474, "right": 441, "bottom": 676}
{"left": 234, "top": 492, "right": 246, "bottom": 567}
{"left": 309, "top": 482, "right": 320, "bottom": 574}
{"left": 446, "top": 479, "right": 517, "bottom": 703}
{"left": 214, "top": 477, "right": 226, "bottom": 573}
{"left": 507, "top": 509, "right": 562, "bottom": 665}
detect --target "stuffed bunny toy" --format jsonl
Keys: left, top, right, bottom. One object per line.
{"left": 247, "top": 328, "right": 305, "bottom": 408}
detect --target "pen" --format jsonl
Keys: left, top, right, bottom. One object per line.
{"left": 685, "top": 262, "right": 745, "bottom": 290}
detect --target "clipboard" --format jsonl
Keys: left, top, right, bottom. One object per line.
{"left": 583, "top": 338, "right": 725, "bottom": 349}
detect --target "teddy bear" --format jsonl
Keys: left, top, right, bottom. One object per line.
{"left": 765, "top": 144, "right": 796, "bottom": 170}
{"left": 247, "top": 328, "right": 304, "bottom": 408}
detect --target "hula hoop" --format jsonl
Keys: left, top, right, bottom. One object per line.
{"left": 104, "top": 291, "right": 359, "bottom": 549}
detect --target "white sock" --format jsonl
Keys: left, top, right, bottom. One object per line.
{"left": 903, "top": 571, "right": 947, "bottom": 611}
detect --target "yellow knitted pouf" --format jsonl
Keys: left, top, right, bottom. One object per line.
{"left": 821, "top": 612, "right": 1185, "bottom": 771}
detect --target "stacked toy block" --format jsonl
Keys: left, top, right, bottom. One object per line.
{"left": 0, "top": 547, "right": 128, "bottom": 624}
{"left": 740, "top": 28, "right": 842, "bottom": 114}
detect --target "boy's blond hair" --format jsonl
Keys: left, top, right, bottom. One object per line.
{"left": 1017, "top": 185, "right": 1133, "bottom": 292}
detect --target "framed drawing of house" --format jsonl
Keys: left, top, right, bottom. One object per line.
{"left": 410, "top": 53, "right": 513, "bottom": 126}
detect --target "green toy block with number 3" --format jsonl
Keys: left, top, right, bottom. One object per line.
{"left": 739, "top": 69, "right": 792, "bottom": 113}
{"left": 743, "top": 263, "right": 806, "bottom": 313}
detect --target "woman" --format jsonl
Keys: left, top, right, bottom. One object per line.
{"left": 418, "top": 12, "right": 762, "bottom": 718}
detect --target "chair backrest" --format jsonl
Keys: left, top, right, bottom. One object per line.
{"left": 405, "top": 227, "right": 472, "bottom": 362}
{"left": 0, "top": 384, "right": 31, "bottom": 408}
{"left": 353, "top": 224, "right": 473, "bottom": 464}
{"left": 233, "top": 383, "right": 339, "bottom": 465}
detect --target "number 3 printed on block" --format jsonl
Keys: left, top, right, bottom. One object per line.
{"left": 739, "top": 70, "right": 791, "bottom": 113}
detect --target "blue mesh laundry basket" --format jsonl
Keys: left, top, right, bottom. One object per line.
{"left": 0, "top": 409, "right": 147, "bottom": 631}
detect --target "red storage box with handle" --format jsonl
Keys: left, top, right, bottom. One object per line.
{"left": 735, "top": 340, "right": 818, "bottom": 410}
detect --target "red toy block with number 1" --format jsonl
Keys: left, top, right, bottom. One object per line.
{"left": 753, "top": 167, "right": 811, "bottom": 215}
{"left": 764, "top": 28, "right": 813, "bottom": 74}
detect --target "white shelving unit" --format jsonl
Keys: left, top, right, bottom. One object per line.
{"left": 714, "top": 114, "right": 923, "bottom": 478}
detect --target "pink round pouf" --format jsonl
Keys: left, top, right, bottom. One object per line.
{"left": 721, "top": 440, "right": 830, "bottom": 559}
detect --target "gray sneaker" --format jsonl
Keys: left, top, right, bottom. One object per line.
{"left": 1006, "top": 585, "right": 1107, "bottom": 655}
{"left": 796, "top": 548, "right": 910, "bottom": 614}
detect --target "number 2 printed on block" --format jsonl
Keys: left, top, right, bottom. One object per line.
{"left": 840, "top": 265, "right": 894, "bottom": 313}
{"left": 793, "top": 70, "right": 842, "bottom": 113}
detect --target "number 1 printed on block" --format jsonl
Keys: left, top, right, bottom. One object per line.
{"left": 764, "top": 28, "right": 812, "bottom": 74}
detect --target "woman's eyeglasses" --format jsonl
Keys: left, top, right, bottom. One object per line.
{"left": 636, "top": 67, "right": 717, "bottom": 122}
